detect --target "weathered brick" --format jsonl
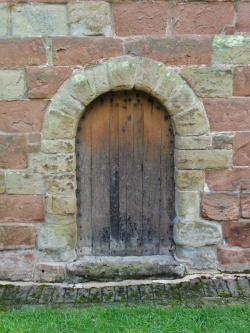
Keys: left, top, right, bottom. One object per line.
{"left": 29, "top": 153, "right": 75, "bottom": 174}
{"left": 201, "top": 193, "right": 240, "bottom": 221}
{"left": 217, "top": 248, "right": 250, "bottom": 266}
{"left": 175, "top": 191, "right": 200, "bottom": 219}
{"left": 27, "top": 67, "right": 72, "bottom": 99}
{"left": 41, "top": 140, "right": 75, "bottom": 154}
{"left": 175, "top": 150, "right": 232, "bottom": 170}
{"left": 237, "top": 2, "right": 250, "bottom": 33}
{"left": 113, "top": 2, "right": 168, "bottom": 36}
{"left": 0, "top": 194, "right": 44, "bottom": 222}
{"left": 69, "top": 1, "right": 112, "bottom": 36}
{"left": 0, "top": 171, "right": 5, "bottom": 193}
{"left": 52, "top": 37, "right": 123, "bottom": 66}
{"left": 37, "top": 223, "right": 77, "bottom": 251}
{"left": 45, "top": 194, "right": 76, "bottom": 215}
{"left": 213, "top": 36, "right": 250, "bottom": 65}
{"left": 0, "top": 135, "right": 28, "bottom": 169}
{"left": 35, "top": 263, "right": 65, "bottom": 282}
{"left": 0, "top": 223, "right": 35, "bottom": 250}
{"left": 212, "top": 134, "right": 234, "bottom": 150}
{"left": 241, "top": 194, "right": 250, "bottom": 219}
{"left": 175, "top": 136, "right": 211, "bottom": 150}
{"left": 172, "top": 3, "right": 234, "bottom": 35}
{"left": 0, "top": 39, "right": 46, "bottom": 66}
{"left": 0, "top": 70, "right": 25, "bottom": 100}
{"left": 233, "top": 132, "right": 250, "bottom": 166}
{"left": 0, "top": 251, "right": 35, "bottom": 281}
{"left": 0, "top": 4, "right": 10, "bottom": 37}
{"left": 6, "top": 172, "right": 44, "bottom": 195}
{"left": 174, "top": 220, "right": 221, "bottom": 247}
{"left": 176, "top": 246, "right": 217, "bottom": 269}
{"left": 222, "top": 222, "right": 250, "bottom": 248}
{"left": 233, "top": 67, "right": 250, "bottom": 96}
{"left": 0, "top": 100, "right": 47, "bottom": 133}
{"left": 45, "top": 173, "right": 75, "bottom": 194}
{"left": 125, "top": 37, "right": 212, "bottom": 66}
{"left": 173, "top": 103, "right": 209, "bottom": 136}
{"left": 175, "top": 170, "right": 204, "bottom": 191}
{"left": 204, "top": 98, "right": 250, "bottom": 131}
{"left": 12, "top": 4, "right": 68, "bottom": 37}
{"left": 206, "top": 169, "right": 250, "bottom": 192}
{"left": 181, "top": 68, "right": 232, "bottom": 98}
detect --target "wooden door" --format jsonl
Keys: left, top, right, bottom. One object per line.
{"left": 76, "top": 90, "right": 175, "bottom": 257}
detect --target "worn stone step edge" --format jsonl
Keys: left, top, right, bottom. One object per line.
{"left": 0, "top": 274, "right": 249, "bottom": 307}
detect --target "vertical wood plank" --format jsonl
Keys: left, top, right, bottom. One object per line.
{"left": 125, "top": 91, "right": 144, "bottom": 255}
{"left": 142, "top": 97, "right": 162, "bottom": 255}
{"left": 159, "top": 111, "right": 175, "bottom": 254}
{"left": 91, "top": 95, "right": 110, "bottom": 255}
{"left": 76, "top": 110, "right": 92, "bottom": 255}
{"left": 109, "top": 92, "right": 122, "bottom": 255}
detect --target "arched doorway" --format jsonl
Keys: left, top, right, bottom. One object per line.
{"left": 76, "top": 90, "right": 175, "bottom": 258}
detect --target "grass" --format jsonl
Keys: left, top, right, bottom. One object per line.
{"left": 0, "top": 304, "right": 249, "bottom": 333}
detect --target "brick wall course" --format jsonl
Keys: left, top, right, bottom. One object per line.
{"left": 233, "top": 67, "right": 250, "bottom": 96}
{"left": 125, "top": 36, "right": 212, "bottom": 66}
{"left": 204, "top": 98, "right": 250, "bottom": 132}
{"left": 52, "top": 37, "right": 123, "bottom": 65}
{"left": 113, "top": 2, "right": 168, "bottom": 36}
{"left": 0, "top": 100, "right": 48, "bottom": 133}
{"left": 171, "top": 3, "right": 234, "bottom": 35}
{"left": 222, "top": 222, "right": 250, "bottom": 248}
{"left": 0, "top": 135, "right": 28, "bottom": 169}
{"left": 233, "top": 132, "right": 250, "bottom": 166}
{"left": 0, "top": 194, "right": 44, "bottom": 222}
{"left": 0, "top": 39, "right": 46, "bottom": 67}
{"left": 26, "top": 67, "right": 73, "bottom": 99}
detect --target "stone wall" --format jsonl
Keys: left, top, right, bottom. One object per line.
{"left": 0, "top": 0, "right": 250, "bottom": 283}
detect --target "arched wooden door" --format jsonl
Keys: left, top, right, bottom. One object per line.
{"left": 76, "top": 90, "right": 175, "bottom": 257}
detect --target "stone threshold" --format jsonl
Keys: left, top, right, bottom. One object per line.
{"left": 66, "top": 255, "right": 185, "bottom": 283}
{"left": 0, "top": 274, "right": 249, "bottom": 308}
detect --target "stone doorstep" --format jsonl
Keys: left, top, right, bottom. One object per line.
{"left": 0, "top": 274, "right": 249, "bottom": 307}
{"left": 66, "top": 255, "right": 185, "bottom": 283}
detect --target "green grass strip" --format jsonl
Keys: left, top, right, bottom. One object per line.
{"left": 0, "top": 304, "right": 249, "bottom": 333}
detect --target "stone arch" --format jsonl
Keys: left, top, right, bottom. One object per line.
{"left": 37, "top": 56, "right": 222, "bottom": 275}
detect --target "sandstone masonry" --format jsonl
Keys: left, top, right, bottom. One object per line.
{"left": 0, "top": 0, "right": 249, "bottom": 285}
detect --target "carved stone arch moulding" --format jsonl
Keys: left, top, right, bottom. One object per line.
{"left": 35, "top": 56, "right": 232, "bottom": 280}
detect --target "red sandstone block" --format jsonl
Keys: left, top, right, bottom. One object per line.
{"left": 113, "top": 2, "right": 168, "bottom": 36}
{"left": 206, "top": 169, "right": 250, "bottom": 191}
{"left": 0, "top": 38, "right": 46, "bottom": 67}
{"left": 0, "top": 194, "right": 44, "bottom": 222}
{"left": 0, "top": 100, "right": 48, "bottom": 133}
{"left": 233, "top": 132, "right": 250, "bottom": 166}
{"left": 26, "top": 67, "right": 73, "bottom": 99}
{"left": 35, "top": 263, "right": 65, "bottom": 282}
{"left": 0, "top": 223, "right": 35, "bottom": 250}
{"left": 0, "top": 135, "right": 28, "bottom": 169}
{"left": 222, "top": 222, "right": 250, "bottom": 248}
{"left": 237, "top": 2, "right": 250, "bottom": 33}
{"left": 204, "top": 98, "right": 250, "bottom": 131}
{"left": 52, "top": 37, "right": 123, "bottom": 66}
{"left": 0, "top": 251, "right": 35, "bottom": 281}
{"left": 217, "top": 248, "right": 250, "bottom": 265}
{"left": 233, "top": 67, "right": 250, "bottom": 96}
{"left": 125, "top": 36, "right": 212, "bottom": 66}
{"left": 172, "top": 3, "right": 234, "bottom": 35}
{"left": 241, "top": 194, "right": 250, "bottom": 218}
{"left": 201, "top": 193, "right": 240, "bottom": 221}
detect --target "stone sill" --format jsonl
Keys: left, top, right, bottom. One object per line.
{"left": 66, "top": 255, "right": 185, "bottom": 283}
